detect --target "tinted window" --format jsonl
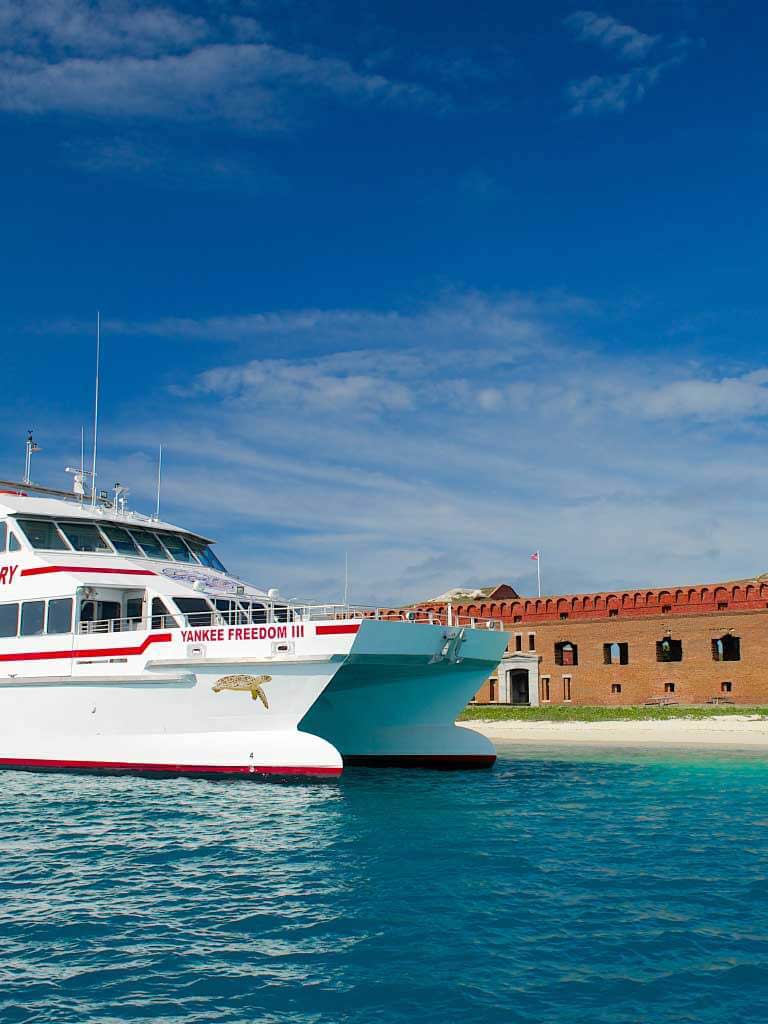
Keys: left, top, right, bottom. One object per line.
{"left": 47, "top": 598, "right": 73, "bottom": 634}
{"left": 157, "top": 532, "right": 195, "bottom": 563}
{"left": 0, "top": 522, "right": 6, "bottom": 551}
{"left": 58, "top": 521, "right": 111, "bottom": 552}
{"left": 0, "top": 603, "right": 18, "bottom": 637}
{"left": 187, "top": 540, "right": 227, "bottom": 573}
{"left": 151, "top": 597, "right": 175, "bottom": 629}
{"left": 21, "top": 600, "right": 45, "bottom": 635}
{"left": 129, "top": 529, "right": 170, "bottom": 560}
{"left": 8, "top": 532, "right": 20, "bottom": 551}
{"left": 16, "top": 519, "right": 69, "bottom": 550}
{"left": 174, "top": 597, "right": 213, "bottom": 626}
{"left": 101, "top": 524, "right": 142, "bottom": 556}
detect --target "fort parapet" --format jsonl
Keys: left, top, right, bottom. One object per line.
{"left": 386, "top": 578, "right": 768, "bottom": 707}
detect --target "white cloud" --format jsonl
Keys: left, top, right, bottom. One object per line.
{"left": 23, "top": 292, "right": 768, "bottom": 605}
{"left": 636, "top": 369, "right": 768, "bottom": 421}
{"left": 564, "top": 10, "right": 692, "bottom": 116}
{"left": 564, "top": 11, "right": 659, "bottom": 60}
{"left": 0, "top": 0, "right": 208, "bottom": 57}
{"left": 0, "top": 1, "right": 434, "bottom": 124}
{"left": 566, "top": 63, "right": 665, "bottom": 115}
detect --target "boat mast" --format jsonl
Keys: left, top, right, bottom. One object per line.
{"left": 90, "top": 311, "right": 100, "bottom": 507}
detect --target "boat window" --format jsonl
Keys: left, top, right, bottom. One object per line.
{"left": 21, "top": 600, "right": 45, "bottom": 636}
{"left": 80, "top": 600, "right": 95, "bottom": 623}
{"left": 174, "top": 597, "right": 214, "bottom": 626}
{"left": 0, "top": 603, "right": 18, "bottom": 637}
{"left": 157, "top": 532, "right": 196, "bottom": 563}
{"left": 129, "top": 529, "right": 171, "bottom": 560}
{"left": 16, "top": 518, "right": 70, "bottom": 551}
{"left": 249, "top": 598, "right": 270, "bottom": 622}
{"left": 47, "top": 598, "right": 73, "bottom": 635}
{"left": 101, "top": 524, "right": 142, "bottom": 556}
{"left": 58, "top": 521, "right": 111, "bottom": 553}
{"left": 0, "top": 522, "right": 5, "bottom": 551}
{"left": 8, "top": 532, "right": 20, "bottom": 551}
{"left": 126, "top": 598, "right": 143, "bottom": 623}
{"left": 151, "top": 597, "right": 176, "bottom": 629}
{"left": 186, "top": 540, "right": 227, "bottom": 573}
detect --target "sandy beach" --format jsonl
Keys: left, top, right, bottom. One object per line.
{"left": 461, "top": 716, "right": 768, "bottom": 747}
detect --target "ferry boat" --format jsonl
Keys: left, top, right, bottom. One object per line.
{"left": 0, "top": 471, "right": 509, "bottom": 778}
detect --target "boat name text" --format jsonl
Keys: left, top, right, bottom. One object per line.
{"left": 181, "top": 624, "right": 306, "bottom": 643}
{"left": 0, "top": 565, "right": 18, "bottom": 585}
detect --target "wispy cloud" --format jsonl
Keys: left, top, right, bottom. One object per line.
{"left": 564, "top": 10, "right": 692, "bottom": 115}
{"left": 0, "top": 0, "right": 209, "bottom": 57}
{"left": 565, "top": 62, "right": 667, "bottom": 115}
{"left": 0, "top": 1, "right": 435, "bottom": 125}
{"left": 24, "top": 291, "right": 768, "bottom": 603}
{"left": 564, "top": 11, "right": 659, "bottom": 60}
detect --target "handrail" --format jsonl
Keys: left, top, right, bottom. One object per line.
{"left": 77, "top": 606, "right": 507, "bottom": 635}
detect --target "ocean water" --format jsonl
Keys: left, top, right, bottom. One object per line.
{"left": 3, "top": 744, "right": 768, "bottom": 1024}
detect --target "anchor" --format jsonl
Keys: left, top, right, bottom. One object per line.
{"left": 429, "top": 628, "right": 466, "bottom": 665}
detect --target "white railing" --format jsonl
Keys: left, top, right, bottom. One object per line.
{"left": 77, "top": 603, "right": 506, "bottom": 635}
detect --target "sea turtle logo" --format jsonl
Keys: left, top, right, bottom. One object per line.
{"left": 212, "top": 674, "right": 271, "bottom": 708}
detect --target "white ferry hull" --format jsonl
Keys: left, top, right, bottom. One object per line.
{"left": 0, "top": 660, "right": 346, "bottom": 777}
{"left": 0, "top": 620, "right": 506, "bottom": 778}
{"left": 0, "top": 483, "right": 509, "bottom": 779}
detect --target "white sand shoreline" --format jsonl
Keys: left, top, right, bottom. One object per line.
{"left": 460, "top": 716, "right": 768, "bottom": 747}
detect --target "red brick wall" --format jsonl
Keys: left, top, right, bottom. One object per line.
{"left": 396, "top": 578, "right": 768, "bottom": 705}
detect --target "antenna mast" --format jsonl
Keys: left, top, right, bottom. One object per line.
{"left": 344, "top": 550, "right": 349, "bottom": 607}
{"left": 23, "top": 430, "right": 40, "bottom": 485}
{"left": 155, "top": 444, "right": 163, "bottom": 520}
{"left": 90, "top": 312, "right": 101, "bottom": 507}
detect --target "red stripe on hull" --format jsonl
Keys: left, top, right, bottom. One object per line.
{"left": 0, "top": 757, "right": 342, "bottom": 778}
{"left": 315, "top": 624, "right": 360, "bottom": 635}
{"left": 0, "top": 632, "right": 172, "bottom": 663}
{"left": 22, "top": 566, "right": 156, "bottom": 577}
{"left": 343, "top": 753, "right": 496, "bottom": 770}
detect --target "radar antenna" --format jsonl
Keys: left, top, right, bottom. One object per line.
{"left": 23, "top": 430, "right": 41, "bottom": 485}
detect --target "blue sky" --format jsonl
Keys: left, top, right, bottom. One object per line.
{"left": 1, "top": 0, "right": 767, "bottom": 604}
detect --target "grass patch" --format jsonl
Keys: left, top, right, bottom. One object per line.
{"left": 458, "top": 705, "right": 768, "bottom": 722}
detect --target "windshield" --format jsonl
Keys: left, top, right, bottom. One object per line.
{"left": 101, "top": 524, "right": 142, "bottom": 556}
{"left": 58, "top": 521, "right": 111, "bottom": 553}
{"left": 129, "top": 529, "right": 171, "bottom": 561}
{"left": 156, "top": 532, "right": 196, "bottom": 563}
{"left": 187, "top": 540, "right": 227, "bottom": 573}
{"left": 16, "top": 518, "right": 69, "bottom": 550}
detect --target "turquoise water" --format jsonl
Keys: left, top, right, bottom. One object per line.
{"left": 3, "top": 743, "right": 768, "bottom": 1023}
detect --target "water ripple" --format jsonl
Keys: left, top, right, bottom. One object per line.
{"left": 3, "top": 745, "right": 768, "bottom": 1022}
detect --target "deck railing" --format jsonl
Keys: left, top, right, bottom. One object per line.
{"left": 78, "top": 603, "right": 506, "bottom": 635}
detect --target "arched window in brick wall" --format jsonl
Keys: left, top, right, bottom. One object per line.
{"left": 656, "top": 636, "right": 683, "bottom": 662}
{"left": 712, "top": 634, "right": 740, "bottom": 662}
{"left": 555, "top": 641, "right": 578, "bottom": 666}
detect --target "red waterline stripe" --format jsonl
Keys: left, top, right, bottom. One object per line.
{"left": 315, "top": 624, "right": 360, "bottom": 636}
{"left": 22, "top": 566, "right": 156, "bottom": 577}
{"left": 0, "top": 757, "right": 342, "bottom": 778}
{"left": 0, "top": 632, "right": 172, "bottom": 663}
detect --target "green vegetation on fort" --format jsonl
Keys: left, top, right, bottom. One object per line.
{"left": 458, "top": 705, "right": 768, "bottom": 722}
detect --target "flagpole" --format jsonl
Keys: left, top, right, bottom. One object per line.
{"left": 537, "top": 551, "right": 541, "bottom": 598}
